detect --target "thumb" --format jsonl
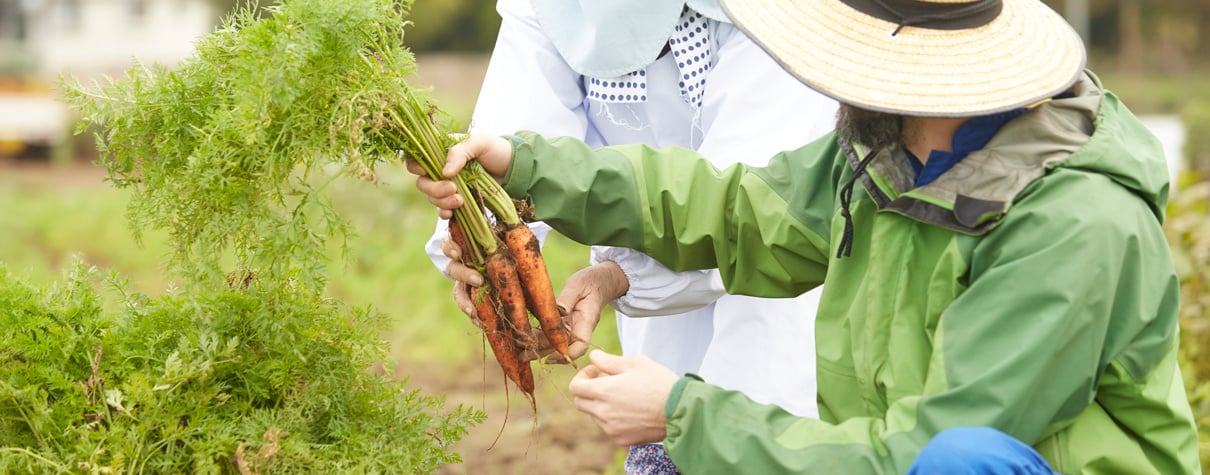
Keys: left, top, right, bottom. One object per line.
{"left": 443, "top": 135, "right": 511, "bottom": 177}
{"left": 554, "top": 286, "right": 575, "bottom": 317}
{"left": 442, "top": 141, "right": 473, "bottom": 178}
{"left": 588, "top": 350, "right": 627, "bottom": 376}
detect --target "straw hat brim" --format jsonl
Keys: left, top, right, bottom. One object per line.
{"left": 720, "top": 0, "right": 1087, "bottom": 117}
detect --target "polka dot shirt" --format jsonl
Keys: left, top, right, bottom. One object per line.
{"left": 585, "top": 8, "right": 713, "bottom": 110}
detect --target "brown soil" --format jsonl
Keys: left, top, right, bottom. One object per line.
{"left": 401, "top": 361, "right": 621, "bottom": 475}
{"left": 0, "top": 157, "right": 110, "bottom": 189}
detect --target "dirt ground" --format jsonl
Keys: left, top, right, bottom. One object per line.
{"left": 404, "top": 362, "right": 621, "bottom": 475}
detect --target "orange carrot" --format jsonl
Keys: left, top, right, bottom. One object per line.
{"left": 453, "top": 218, "right": 536, "bottom": 399}
{"left": 516, "top": 353, "right": 536, "bottom": 396}
{"left": 485, "top": 250, "right": 538, "bottom": 353}
{"left": 503, "top": 224, "right": 574, "bottom": 364}
{"left": 448, "top": 217, "right": 474, "bottom": 265}
{"left": 470, "top": 285, "right": 534, "bottom": 397}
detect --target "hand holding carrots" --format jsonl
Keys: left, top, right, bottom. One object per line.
{"left": 555, "top": 261, "right": 631, "bottom": 362}
{"left": 408, "top": 134, "right": 514, "bottom": 219}
{"left": 443, "top": 234, "right": 631, "bottom": 364}
{"left": 570, "top": 350, "right": 678, "bottom": 446}
{"left": 410, "top": 134, "right": 570, "bottom": 404}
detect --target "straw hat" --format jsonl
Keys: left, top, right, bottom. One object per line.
{"left": 719, "top": 0, "right": 1087, "bottom": 117}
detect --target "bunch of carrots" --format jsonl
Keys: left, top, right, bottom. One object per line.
{"left": 401, "top": 106, "right": 571, "bottom": 405}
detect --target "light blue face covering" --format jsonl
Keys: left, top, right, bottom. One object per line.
{"left": 530, "top": 0, "right": 727, "bottom": 78}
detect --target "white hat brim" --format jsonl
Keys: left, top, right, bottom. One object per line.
{"left": 720, "top": 0, "right": 1088, "bottom": 117}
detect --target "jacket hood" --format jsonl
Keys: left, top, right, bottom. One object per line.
{"left": 1056, "top": 73, "right": 1171, "bottom": 221}
{"left": 851, "top": 71, "right": 1172, "bottom": 234}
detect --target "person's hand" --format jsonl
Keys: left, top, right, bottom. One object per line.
{"left": 442, "top": 235, "right": 484, "bottom": 320}
{"left": 453, "top": 255, "right": 631, "bottom": 365}
{"left": 569, "top": 350, "right": 679, "bottom": 446}
{"left": 549, "top": 261, "right": 631, "bottom": 363}
{"left": 443, "top": 234, "right": 552, "bottom": 362}
{"left": 406, "top": 134, "right": 514, "bottom": 220}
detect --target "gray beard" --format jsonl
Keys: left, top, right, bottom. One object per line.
{"left": 835, "top": 104, "right": 904, "bottom": 151}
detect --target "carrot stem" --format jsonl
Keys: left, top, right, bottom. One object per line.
{"left": 385, "top": 101, "right": 497, "bottom": 260}
{"left": 466, "top": 162, "right": 520, "bottom": 227}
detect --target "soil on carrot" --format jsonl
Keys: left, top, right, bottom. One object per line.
{"left": 399, "top": 360, "right": 622, "bottom": 475}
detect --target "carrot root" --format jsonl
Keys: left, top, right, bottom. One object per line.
{"left": 485, "top": 251, "right": 538, "bottom": 353}
{"left": 471, "top": 286, "right": 535, "bottom": 398}
{"left": 503, "top": 224, "right": 574, "bottom": 366}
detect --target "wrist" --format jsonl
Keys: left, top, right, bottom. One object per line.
{"left": 664, "top": 374, "right": 702, "bottom": 420}
{"left": 502, "top": 133, "right": 531, "bottom": 196}
{"left": 595, "top": 260, "right": 631, "bottom": 302}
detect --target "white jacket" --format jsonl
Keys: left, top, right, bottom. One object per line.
{"left": 425, "top": 0, "right": 836, "bottom": 417}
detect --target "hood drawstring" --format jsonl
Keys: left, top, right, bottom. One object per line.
{"left": 837, "top": 148, "right": 880, "bottom": 259}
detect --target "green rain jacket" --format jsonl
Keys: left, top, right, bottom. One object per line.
{"left": 500, "top": 73, "right": 1200, "bottom": 473}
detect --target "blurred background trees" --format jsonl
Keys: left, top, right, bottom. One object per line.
{"left": 205, "top": 0, "right": 503, "bottom": 51}
{"left": 205, "top": 0, "right": 1210, "bottom": 170}
{"left": 199, "top": 0, "right": 1210, "bottom": 73}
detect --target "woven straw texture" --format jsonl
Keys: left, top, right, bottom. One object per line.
{"left": 720, "top": 0, "right": 1087, "bottom": 116}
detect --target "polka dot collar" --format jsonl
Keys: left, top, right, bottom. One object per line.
{"left": 586, "top": 9, "right": 714, "bottom": 110}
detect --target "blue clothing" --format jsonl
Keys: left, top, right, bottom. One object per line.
{"left": 907, "top": 108, "right": 1029, "bottom": 187}
{"left": 908, "top": 428, "right": 1055, "bottom": 475}
{"left": 628, "top": 427, "right": 1051, "bottom": 474}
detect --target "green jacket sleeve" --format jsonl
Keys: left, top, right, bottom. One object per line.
{"left": 661, "top": 169, "right": 1180, "bottom": 473}
{"left": 503, "top": 131, "right": 841, "bottom": 298}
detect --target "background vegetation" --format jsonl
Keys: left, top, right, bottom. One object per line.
{"left": 206, "top": 0, "right": 1210, "bottom": 68}
{"left": 204, "top": 0, "right": 1210, "bottom": 174}
{"left": 1169, "top": 179, "right": 1210, "bottom": 466}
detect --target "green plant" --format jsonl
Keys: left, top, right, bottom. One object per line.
{"left": 0, "top": 261, "right": 482, "bottom": 474}
{"left": 0, "top": 0, "right": 492, "bottom": 472}
{"left": 1182, "top": 97, "right": 1210, "bottom": 176}
{"left": 60, "top": 0, "right": 454, "bottom": 290}
{"left": 1166, "top": 178, "right": 1210, "bottom": 467}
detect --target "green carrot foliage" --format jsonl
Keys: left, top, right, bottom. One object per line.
{"left": 0, "top": 261, "right": 482, "bottom": 474}
{"left": 60, "top": 0, "right": 457, "bottom": 289}
{"left": 3, "top": 0, "right": 493, "bottom": 472}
